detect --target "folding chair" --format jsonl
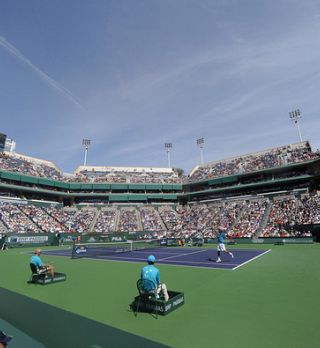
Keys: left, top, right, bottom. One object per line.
{"left": 29, "top": 263, "right": 48, "bottom": 283}
{"left": 135, "top": 278, "right": 158, "bottom": 318}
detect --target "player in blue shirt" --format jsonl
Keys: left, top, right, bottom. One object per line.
{"left": 141, "top": 255, "right": 169, "bottom": 302}
{"left": 30, "top": 249, "right": 55, "bottom": 278}
{"left": 216, "top": 228, "right": 234, "bottom": 263}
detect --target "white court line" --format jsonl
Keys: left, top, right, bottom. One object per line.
{"left": 96, "top": 255, "right": 146, "bottom": 261}
{"left": 84, "top": 256, "right": 234, "bottom": 270}
{"left": 94, "top": 250, "right": 217, "bottom": 265}
{"left": 159, "top": 248, "right": 209, "bottom": 261}
{"left": 95, "top": 253, "right": 237, "bottom": 266}
{"left": 159, "top": 259, "right": 236, "bottom": 266}
{"left": 108, "top": 249, "right": 270, "bottom": 269}
{"left": 158, "top": 256, "right": 244, "bottom": 266}
{"left": 133, "top": 250, "right": 180, "bottom": 255}
{"left": 232, "top": 249, "right": 272, "bottom": 270}
{"left": 44, "top": 248, "right": 271, "bottom": 271}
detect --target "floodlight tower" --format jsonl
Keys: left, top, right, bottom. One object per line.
{"left": 197, "top": 138, "right": 205, "bottom": 164}
{"left": 82, "top": 138, "right": 91, "bottom": 166}
{"left": 289, "top": 109, "right": 303, "bottom": 142}
{"left": 165, "top": 143, "right": 172, "bottom": 168}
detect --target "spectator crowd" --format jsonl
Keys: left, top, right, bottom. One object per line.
{"left": 189, "top": 142, "right": 319, "bottom": 182}
{"left": 0, "top": 152, "right": 63, "bottom": 180}
{"left": 2, "top": 142, "right": 318, "bottom": 185}
{"left": 0, "top": 152, "right": 183, "bottom": 184}
{"left": 0, "top": 193, "right": 318, "bottom": 237}
{"left": 0, "top": 141, "right": 319, "bottom": 239}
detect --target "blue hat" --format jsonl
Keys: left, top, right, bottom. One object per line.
{"left": 147, "top": 255, "right": 156, "bottom": 263}
{"left": 0, "top": 331, "right": 12, "bottom": 345}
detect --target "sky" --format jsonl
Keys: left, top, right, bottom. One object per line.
{"left": 1, "top": 0, "right": 320, "bottom": 174}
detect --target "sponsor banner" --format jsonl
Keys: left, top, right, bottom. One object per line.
{"left": 61, "top": 235, "right": 76, "bottom": 243}
{"left": 86, "top": 236, "right": 98, "bottom": 243}
{"left": 132, "top": 291, "right": 184, "bottom": 316}
{"left": 74, "top": 245, "right": 88, "bottom": 255}
{"left": 0, "top": 197, "right": 28, "bottom": 205}
{"left": 281, "top": 238, "right": 313, "bottom": 244}
{"left": 251, "top": 237, "right": 313, "bottom": 244}
{"left": 160, "top": 238, "right": 179, "bottom": 246}
{"left": 110, "top": 236, "right": 125, "bottom": 242}
{"left": 7, "top": 235, "right": 48, "bottom": 244}
{"left": 207, "top": 237, "right": 313, "bottom": 244}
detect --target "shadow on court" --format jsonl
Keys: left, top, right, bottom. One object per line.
{"left": 0, "top": 287, "right": 169, "bottom": 348}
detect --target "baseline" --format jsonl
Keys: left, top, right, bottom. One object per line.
{"left": 232, "top": 249, "right": 272, "bottom": 270}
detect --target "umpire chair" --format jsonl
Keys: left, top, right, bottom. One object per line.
{"left": 134, "top": 278, "right": 158, "bottom": 318}
{"left": 29, "top": 263, "right": 48, "bottom": 283}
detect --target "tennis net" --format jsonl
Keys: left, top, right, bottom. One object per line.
{"left": 71, "top": 239, "right": 161, "bottom": 259}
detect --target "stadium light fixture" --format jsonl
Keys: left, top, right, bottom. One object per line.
{"left": 165, "top": 143, "right": 172, "bottom": 168}
{"left": 82, "top": 138, "right": 91, "bottom": 166}
{"left": 196, "top": 138, "right": 205, "bottom": 165}
{"left": 289, "top": 109, "right": 303, "bottom": 142}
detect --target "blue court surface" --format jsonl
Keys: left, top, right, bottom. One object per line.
{"left": 44, "top": 247, "right": 271, "bottom": 270}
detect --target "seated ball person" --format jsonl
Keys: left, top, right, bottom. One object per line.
{"left": 141, "top": 255, "right": 169, "bottom": 302}
{"left": 30, "top": 249, "right": 55, "bottom": 279}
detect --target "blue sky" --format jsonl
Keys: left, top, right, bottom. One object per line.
{"left": 1, "top": 0, "right": 320, "bottom": 174}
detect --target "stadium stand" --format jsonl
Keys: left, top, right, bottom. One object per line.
{"left": 0, "top": 202, "right": 40, "bottom": 233}
{"left": 293, "top": 193, "right": 320, "bottom": 224}
{"left": 189, "top": 141, "right": 319, "bottom": 182}
{"left": 18, "top": 205, "right": 65, "bottom": 233}
{"left": 73, "top": 208, "right": 97, "bottom": 233}
{"left": 0, "top": 152, "right": 63, "bottom": 180}
{"left": 76, "top": 166, "right": 183, "bottom": 184}
{"left": 139, "top": 206, "right": 164, "bottom": 232}
{"left": 118, "top": 207, "right": 141, "bottom": 232}
{"left": 0, "top": 194, "right": 317, "bottom": 237}
{"left": 93, "top": 208, "right": 117, "bottom": 233}
{"left": 0, "top": 140, "right": 319, "bottom": 240}
{"left": 228, "top": 199, "right": 269, "bottom": 238}
{"left": 43, "top": 207, "right": 76, "bottom": 233}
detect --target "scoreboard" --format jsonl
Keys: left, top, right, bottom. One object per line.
{"left": 0, "top": 133, "right": 6, "bottom": 151}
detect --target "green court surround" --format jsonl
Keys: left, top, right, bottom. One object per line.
{"left": 0, "top": 244, "right": 319, "bottom": 348}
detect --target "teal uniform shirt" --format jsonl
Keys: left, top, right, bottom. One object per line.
{"left": 141, "top": 264, "right": 160, "bottom": 291}
{"left": 30, "top": 255, "right": 43, "bottom": 268}
{"left": 217, "top": 232, "right": 226, "bottom": 243}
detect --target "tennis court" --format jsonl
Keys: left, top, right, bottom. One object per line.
{"left": 44, "top": 243, "right": 271, "bottom": 270}
{"left": 1, "top": 244, "right": 319, "bottom": 348}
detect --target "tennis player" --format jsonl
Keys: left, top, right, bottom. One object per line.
{"left": 141, "top": 255, "right": 169, "bottom": 302}
{"left": 216, "top": 228, "right": 234, "bottom": 263}
{"left": 30, "top": 249, "right": 55, "bottom": 278}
